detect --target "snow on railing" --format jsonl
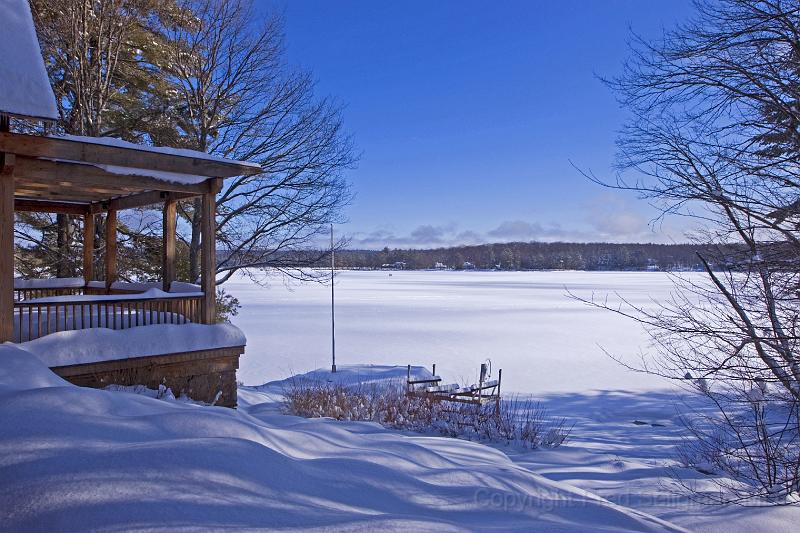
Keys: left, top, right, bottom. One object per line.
{"left": 14, "top": 278, "right": 202, "bottom": 302}
{"left": 13, "top": 277, "right": 86, "bottom": 302}
{"left": 13, "top": 291, "right": 203, "bottom": 343}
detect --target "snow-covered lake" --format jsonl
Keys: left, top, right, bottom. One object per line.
{"left": 228, "top": 270, "right": 688, "bottom": 393}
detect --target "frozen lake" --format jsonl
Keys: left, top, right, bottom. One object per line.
{"left": 228, "top": 270, "right": 692, "bottom": 393}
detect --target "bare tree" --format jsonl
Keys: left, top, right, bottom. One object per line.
{"left": 583, "top": 0, "right": 800, "bottom": 503}
{"left": 161, "top": 0, "right": 355, "bottom": 285}
{"left": 26, "top": 0, "right": 184, "bottom": 278}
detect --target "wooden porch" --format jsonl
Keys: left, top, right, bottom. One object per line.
{"left": 0, "top": 129, "right": 260, "bottom": 407}
{"left": 0, "top": 130, "right": 247, "bottom": 337}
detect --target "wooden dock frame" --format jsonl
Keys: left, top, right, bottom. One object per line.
{"left": 406, "top": 363, "right": 502, "bottom": 410}
{"left": 406, "top": 363, "right": 442, "bottom": 395}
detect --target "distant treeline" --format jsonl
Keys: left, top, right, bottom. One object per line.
{"left": 324, "top": 242, "right": 726, "bottom": 271}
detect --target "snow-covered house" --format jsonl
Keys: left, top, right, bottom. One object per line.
{"left": 0, "top": 0, "right": 260, "bottom": 407}
{"left": 380, "top": 261, "right": 406, "bottom": 270}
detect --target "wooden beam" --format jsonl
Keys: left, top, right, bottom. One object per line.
{"left": 14, "top": 188, "right": 111, "bottom": 203}
{"left": 15, "top": 179, "right": 137, "bottom": 200}
{"left": 105, "top": 209, "right": 117, "bottom": 289}
{"left": 15, "top": 176, "right": 134, "bottom": 194}
{"left": 103, "top": 190, "right": 198, "bottom": 213}
{"left": 200, "top": 181, "right": 220, "bottom": 324}
{"left": 163, "top": 196, "right": 177, "bottom": 292}
{"left": 83, "top": 213, "right": 95, "bottom": 282}
{"left": 14, "top": 156, "right": 209, "bottom": 195}
{"left": 16, "top": 187, "right": 129, "bottom": 202}
{"left": 0, "top": 131, "right": 260, "bottom": 178}
{"left": 0, "top": 152, "right": 14, "bottom": 342}
{"left": 14, "top": 199, "right": 89, "bottom": 215}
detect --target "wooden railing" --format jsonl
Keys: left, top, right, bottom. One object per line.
{"left": 13, "top": 294, "right": 204, "bottom": 343}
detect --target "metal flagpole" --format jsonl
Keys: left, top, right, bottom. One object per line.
{"left": 331, "top": 224, "right": 336, "bottom": 373}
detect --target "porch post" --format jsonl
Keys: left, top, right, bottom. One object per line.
{"left": 0, "top": 151, "right": 15, "bottom": 342}
{"left": 105, "top": 208, "right": 117, "bottom": 289}
{"left": 162, "top": 195, "right": 176, "bottom": 292}
{"left": 83, "top": 213, "right": 94, "bottom": 282}
{"left": 200, "top": 179, "right": 221, "bottom": 324}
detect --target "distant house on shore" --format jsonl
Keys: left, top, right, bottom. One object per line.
{"left": 0, "top": 0, "right": 261, "bottom": 407}
{"left": 434, "top": 262, "right": 448, "bottom": 270}
{"left": 462, "top": 261, "right": 476, "bottom": 270}
{"left": 381, "top": 261, "right": 407, "bottom": 270}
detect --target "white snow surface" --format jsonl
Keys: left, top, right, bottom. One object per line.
{"left": 0, "top": 0, "right": 58, "bottom": 120}
{"left": 94, "top": 163, "right": 208, "bottom": 185}
{"left": 22, "top": 287, "right": 202, "bottom": 304}
{"left": 14, "top": 278, "right": 200, "bottom": 293}
{"left": 0, "top": 344, "right": 683, "bottom": 532}
{"left": 110, "top": 280, "right": 202, "bottom": 293}
{"left": 249, "top": 365, "right": 800, "bottom": 533}
{"left": 229, "top": 270, "right": 689, "bottom": 392}
{"left": 13, "top": 277, "right": 85, "bottom": 289}
{"left": 42, "top": 157, "right": 210, "bottom": 185}
{"left": 15, "top": 323, "right": 246, "bottom": 367}
{"left": 264, "top": 363, "right": 427, "bottom": 388}
{"left": 509, "top": 388, "right": 800, "bottom": 533}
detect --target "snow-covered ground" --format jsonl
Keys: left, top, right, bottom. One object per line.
{"left": 0, "top": 347, "right": 680, "bottom": 532}
{"left": 246, "top": 364, "right": 800, "bottom": 533}
{"left": 3, "top": 270, "right": 799, "bottom": 531}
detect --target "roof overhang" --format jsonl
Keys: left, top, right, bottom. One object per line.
{"left": 0, "top": 132, "right": 260, "bottom": 178}
{"left": 0, "top": 132, "right": 261, "bottom": 214}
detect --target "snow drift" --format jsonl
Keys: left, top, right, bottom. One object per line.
{"left": 0, "top": 345, "right": 682, "bottom": 531}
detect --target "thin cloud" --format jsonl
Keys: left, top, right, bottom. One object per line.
{"left": 347, "top": 208, "right": 689, "bottom": 249}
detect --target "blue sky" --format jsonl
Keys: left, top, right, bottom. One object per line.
{"left": 274, "top": 0, "right": 698, "bottom": 248}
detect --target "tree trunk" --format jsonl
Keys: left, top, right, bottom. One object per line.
{"left": 94, "top": 218, "right": 104, "bottom": 280}
{"left": 55, "top": 214, "right": 71, "bottom": 277}
{"left": 189, "top": 197, "right": 202, "bottom": 283}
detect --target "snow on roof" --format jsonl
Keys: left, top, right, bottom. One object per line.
{"left": 41, "top": 156, "right": 208, "bottom": 186}
{"left": 0, "top": 0, "right": 58, "bottom": 120}
{"left": 95, "top": 163, "right": 207, "bottom": 185}
{"left": 54, "top": 134, "right": 262, "bottom": 170}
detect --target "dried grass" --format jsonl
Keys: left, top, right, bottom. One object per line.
{"left": 283, "top": 378, "right": 572, "bottom": 448}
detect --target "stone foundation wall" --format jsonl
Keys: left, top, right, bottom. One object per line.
{"left": 50, "top": 346, "right": 244, "bottom": 408}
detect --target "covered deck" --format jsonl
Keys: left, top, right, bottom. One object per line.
{"left": 0, "top": 129, "right": 260, "bottom": 406}
{"left": 0, "top": 2, "right": 260, "bottom": 407}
